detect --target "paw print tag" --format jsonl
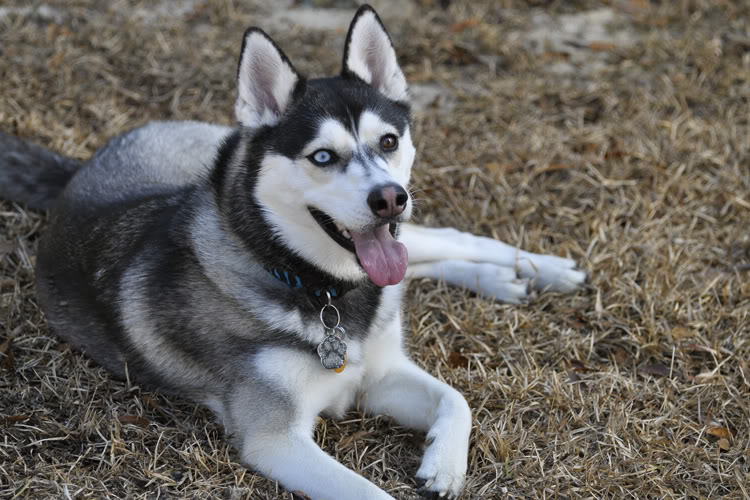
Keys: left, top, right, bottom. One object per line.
{"left": 317, "top": 327, "right": 347, "bottom": 372}
{"left": 317, "top": 292, "right": 347, "bottom": 373}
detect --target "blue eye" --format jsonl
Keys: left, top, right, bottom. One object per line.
{"left": 309, "top": 149, "right": 337, "bottom": 166}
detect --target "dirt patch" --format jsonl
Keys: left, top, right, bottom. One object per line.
{"left": 1, "top": 0, "right": 749, "bottom": 498}
{"left": 519, "top": 7, "right": 641, "bottom": 74}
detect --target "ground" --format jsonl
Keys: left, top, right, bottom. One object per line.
{"left": 1, "top": 0, "right": 749, "bottom": 498}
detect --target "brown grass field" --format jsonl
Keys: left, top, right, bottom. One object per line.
{"left": 1, "top": 0, "right": 749, "bottom": 498}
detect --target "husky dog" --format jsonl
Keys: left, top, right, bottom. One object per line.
{"left": 0, "top": 5, "right": 585, "bottom": 499}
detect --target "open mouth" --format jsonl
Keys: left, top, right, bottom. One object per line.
{"left": 307, "top": 207, "right": 407, "bottom": 287}
{"left": 308, "top": 208, "right": 397, "bottom": 253}
{"left": 308, "top": 208, "right": 357, "bottom": 252}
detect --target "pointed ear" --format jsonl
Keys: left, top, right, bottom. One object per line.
{"left": 342, "top": 5, "right": 408, "bottom": 102}
{"left": 235, "top": 28, "right": 305, "bottom": 128}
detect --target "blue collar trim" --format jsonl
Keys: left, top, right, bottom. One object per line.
{"left": 266, "top": 268, "right": 343, "bottom": 298}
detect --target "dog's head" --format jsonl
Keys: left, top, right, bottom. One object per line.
{"left": 226, "top": 5, "right": 414, "bottom": 287}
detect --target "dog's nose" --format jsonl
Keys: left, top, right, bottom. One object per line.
{"left": 367, "top": 183, "right": 408, "bottom": 218}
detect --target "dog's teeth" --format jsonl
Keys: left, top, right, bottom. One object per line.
{"left": 342, "top": 229, "right": 351, "bottom": 240}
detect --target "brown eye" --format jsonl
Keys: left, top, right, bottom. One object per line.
{"left": 380, "top": 134, "right": 398, "bottom": 152}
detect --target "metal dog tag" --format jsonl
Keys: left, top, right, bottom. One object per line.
{"left": 317, "top": 328, "right": 347, "bottom": 372}
{"left": 317, "top": 292, "right": 347, "bottom": 373}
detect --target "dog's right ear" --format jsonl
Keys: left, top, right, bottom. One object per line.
{"left": 235, "top": 28, "right": 305, "bottom": 129}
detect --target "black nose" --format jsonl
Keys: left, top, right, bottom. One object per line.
{"left": 367, "top": 183, "right": 409, "bottom": 218}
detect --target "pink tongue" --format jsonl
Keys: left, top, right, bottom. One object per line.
{"left": 350, "top": 225, "right": 408, "bottom": 287}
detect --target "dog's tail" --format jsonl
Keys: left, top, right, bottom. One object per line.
{"left": 0, "top": 131, "right": 82, "bottom": 210}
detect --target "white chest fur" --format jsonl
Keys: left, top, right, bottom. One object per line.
{"left": 254, "top": 341, "right": 366, "bottom": 422}
{"left": 252, "top": 284, "right": 405, "bottom": 424}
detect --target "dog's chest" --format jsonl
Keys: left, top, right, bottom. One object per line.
{"left": 252, "top": 286, "right": 404, "bottom": 418}
{"left": 253, "top": 341, "right": 366, "bottom": 418}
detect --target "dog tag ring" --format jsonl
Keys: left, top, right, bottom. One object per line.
{"left": 317, "top": 292, "right": 347, "bottom": 372}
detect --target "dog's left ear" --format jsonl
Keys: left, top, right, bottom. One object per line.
{"left": 342, "top": 5, "right": 408, "bottom": 102}
{"left": 235, "top": 28, "right": 305, "bottom": 128}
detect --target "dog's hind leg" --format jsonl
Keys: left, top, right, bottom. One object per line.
{"left": 400, "top": 223, "right": 587, "bottom": 297}
{"left": 361, "top": 354, "right": 472, "bottom": 499}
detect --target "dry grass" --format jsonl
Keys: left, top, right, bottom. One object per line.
{"left": 2, "top": 0, "right": 750, "bottom": 498}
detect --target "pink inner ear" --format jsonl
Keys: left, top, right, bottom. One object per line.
{"left": 248, "top": 53, "right": 282, "bottom": 115}
{"left": 236, "top": 32, "right": 300, "bottom": 128}
{"left": 344, "top": 13, "right": 407, "bottom": 102}
{"left": 364, "top": 41, "right": 387, "bottom": 90}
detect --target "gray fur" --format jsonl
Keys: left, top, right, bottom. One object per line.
{"left": 0, "top": 131, "right": 82, "bottom": 210}
{"left": 67, "top": 121, "right": 231, "bottom": 205}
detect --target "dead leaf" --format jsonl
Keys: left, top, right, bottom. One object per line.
{"left": 48, "top": 50, "right": 65, "bottom": 69}
{"left": 535, "top": 163, "right": 578, "bottom": 175}
{"left": 293, "top": 491, "right": 312, "bottom": 500}
{"left": 645, "top": 16, "right": 669, "bottom": 27}
{"left": 589, "top": 41, "right": 617, "bottom": 52}
{"left": 144, "top": 394, "right": 161, "bottom": 411}
{"left": 640, "top": 362, "right": 670, "bottom": 378}
{"left": 1, "top": 350, "right": 14, "bottom": 371}
{"left": 717, "top": 438, "right": 730, "bottom": 451}
{"left": 117, "top": 415, "right": 150, "bottom": 428}
{"left": 338, "top": 430, "right": 369, "bottom": 450}
{"left": 707, "top": 426, "right": 733, "bottom": 439}
{"left": 543, "top": 50, "right": 570, "bottom": 61}
{"left": 2, "top": 415, "right": 30, "bottom": 426}
{"left": 579, "top": 142, "right": 601, "bottom": 155}
{"left": 670, "top": 326, "right": 694, "bottom": 340}
{"left": 450, "top": 17, "right": 479, "bottom": 33}
{"left": 486, "top": 162, "right": 516, "bottom": 173}
{"left": 683, "top": 343, "right": 717, "bottom": 356}
{"left": 46, "top": 24, "right": 73, "bottom": 41}
{"left": 440, "top": 41, "right": 480, "bottom": 65}
{"left": 447, "top": 351, "right": 469, "bottom": 369}
{"left": 55, "top": 343, "right": 72, "bottom": 352}
{"left": 0, "top": 339, "right": 14, "bottom": 371}
{"left": 604, "top": 148, "right": 627, "bottom": 160}
{"left": 567, "top": 312, "right": 589, "bottom": 329}
{"left": 614, "top": 347, "right": 629, "bottom": 366}
{"left": 567, "top": 359, "right": 593, "bottom": 373}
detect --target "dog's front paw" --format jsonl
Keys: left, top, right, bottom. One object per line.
{"left": 517, "top": 255, "right": 588, "bottom": 294}
{"left": 533, "top": 265, "right": 588, "bottom": 294}
{"left": 532, "top": 267, "right": 588, "bottom": 293}
{"left": 469, "top": 263, "right": 535, "bottom": 304}
{"left": 415, "top": 445, "right": 466, "bottom": 499}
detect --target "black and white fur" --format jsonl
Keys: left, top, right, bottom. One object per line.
{"left": 0, "top": 6, "right": 585, "bottom": 499}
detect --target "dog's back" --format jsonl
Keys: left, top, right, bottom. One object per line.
{"left": 65, "top": 121, "right": 231, "bottom": 205}
{"left": 32, "top": 121, "right": 231, "bottom": 377}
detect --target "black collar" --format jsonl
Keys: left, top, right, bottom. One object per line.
{"left": 265, "top": 265, "right": 361, "bottom": 302}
